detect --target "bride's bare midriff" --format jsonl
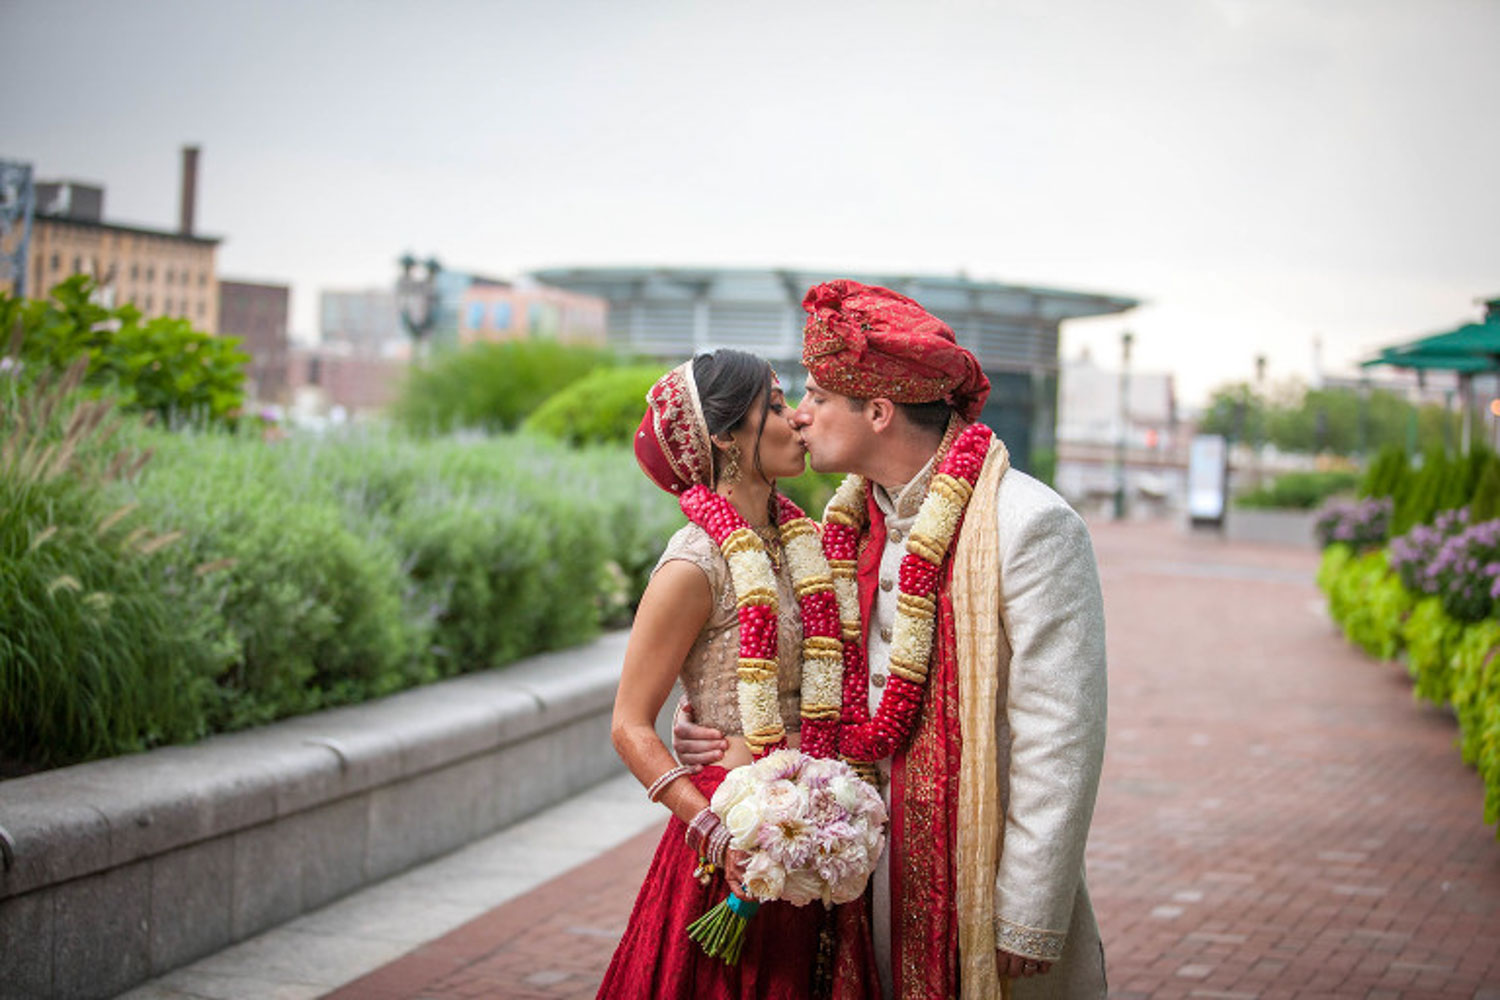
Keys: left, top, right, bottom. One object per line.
{"left": 720, "top": 731, "right": 801, "bottom": 770}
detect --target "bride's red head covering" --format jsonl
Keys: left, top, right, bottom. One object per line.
{"left": 801, "top": 279, "right": 990, "bottom": 422}
{"left": 634, "top": 360, "right": 714, "bottom": 495}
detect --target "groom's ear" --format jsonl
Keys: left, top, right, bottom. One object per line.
{"left": 866, "top": 397, "right": 896, "bottom": 434}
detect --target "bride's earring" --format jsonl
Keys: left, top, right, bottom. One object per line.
{"left": 721, "top": 443, "right": 742, "bottom": 485}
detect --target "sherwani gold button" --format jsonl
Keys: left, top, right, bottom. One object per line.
{"left": 880, "top": 625, "right": 892, "bottom": 643}
{"left": 872, "top": 674, "right": 887, "bottom": 687}
{"left": 880, "top": 578, "right": 894, "bottom": 592}
{"left": 889, "top": 528, "right": 904, "bottom": 542}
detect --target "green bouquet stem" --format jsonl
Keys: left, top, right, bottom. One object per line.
{"left": 687, "top": 891, "right": 762, "bottom": 965}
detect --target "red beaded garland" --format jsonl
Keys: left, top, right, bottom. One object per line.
{"left": 680, "top": 485, "right": 844, "bottom": 760}
{"left": 824, "top": 423, "right": 993, "bottom": 763}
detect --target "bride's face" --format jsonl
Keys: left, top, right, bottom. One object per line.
{"left": 733, "top": 386, "right": 805, "bottom": 481}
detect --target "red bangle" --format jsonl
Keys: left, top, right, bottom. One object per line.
{"left": 685, "top": 806, "right": 720, "bottom": 858}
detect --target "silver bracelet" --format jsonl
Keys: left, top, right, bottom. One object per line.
{"left": 647, "top": 764, "right": 692, "bottom": 803}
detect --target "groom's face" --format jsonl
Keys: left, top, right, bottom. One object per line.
{"left": 791, "top": 374, "right": 874, "bottom": 476}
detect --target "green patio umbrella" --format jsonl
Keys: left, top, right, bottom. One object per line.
{"left": 1361, "top": 317, "right": 1500, "bottom": 451}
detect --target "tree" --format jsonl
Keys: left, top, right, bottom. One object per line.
{"left": 1198, "top": 378, "right": 1460, "bottom": 457}
{"left": 2, "top": 275, "right": 248, "bottom": 426}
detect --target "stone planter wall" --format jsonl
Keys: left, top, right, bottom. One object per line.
{"left": 1224, "top": 506, "right": 1319, "bottom": 548}
{"left": 0, "top": 631, "right": 632, "bottom": 1000}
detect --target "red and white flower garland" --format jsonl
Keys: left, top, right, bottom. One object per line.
{"left": 821, "top": 422, "right": 992, "bottom": 762}
{"left": 679, "top": 487, "right": 844, "bottom": 759}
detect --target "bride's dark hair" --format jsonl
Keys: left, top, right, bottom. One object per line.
{"left": 693, "top": 349, "right": 776, "bottom": 488}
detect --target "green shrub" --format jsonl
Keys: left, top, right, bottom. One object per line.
{"left": 1447, "top": 629, "right": 1500, "bottom": 829}
{"left": 1359, "top": 444, "right": 1408, "bottom": 499}
{"left": 1392, "top": 447, "right": 1448, "bottom": 536}
{"left": 1236, "top": 470, "right": 1360, "bottom": 510}
{"left": 1316, "top": 542, "right": 1353, "bottom": 593}
{"left": 1359, "top": 560, "right": 1414, "bottom": 661}
{"left": 1403, "top": 595, "right": 1468, "bottom": 706}
{"left": 1324, "top": 548, "right": 1409, "bottom": 659}
{"left": 1320, "top": 535, "right": 1500, "bottom": 838}
{"left": 2, "top": 275, "right": 248, "bottom": 426}
{"left": 120, "top": 426, "right": 417, "bottom": 728}
{"left": 392, "top": 339, "right": 615, "bottom": 435}
{"left": 524, "top": 365, "right": 662, "bottom": 446}
{"left": 1472, "top": 458, "right": 1500, "bottom": 523}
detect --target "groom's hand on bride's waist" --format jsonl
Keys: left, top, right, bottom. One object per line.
{"left": 672, "top": 695, "right": 728, "bottom": 769}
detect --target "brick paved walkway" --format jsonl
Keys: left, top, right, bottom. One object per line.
{"left": 325, "top": 521, "right": 1500, "bottom": 999}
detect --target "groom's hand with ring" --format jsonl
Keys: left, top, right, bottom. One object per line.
{"left": 998, "top": 950, "right": 1051, "bottom": 978}
{"left": 672, "top": 695, "right": 728, "bottom": 770}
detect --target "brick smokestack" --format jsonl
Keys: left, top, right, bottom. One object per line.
{"left": 179, "top": 145, "right": 200, "bottom": 236}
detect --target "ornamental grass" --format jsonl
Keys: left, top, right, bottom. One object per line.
{"left": 1, "top": 355, "right": 226, "bottom": 771}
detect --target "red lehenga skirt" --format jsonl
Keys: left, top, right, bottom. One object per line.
{"left": 598, "top": 767, "right": 879, "bottom": 1000}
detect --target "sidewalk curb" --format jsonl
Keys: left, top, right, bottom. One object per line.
{"left": 0, "top": 631, "right": 631, "bottom": 1000}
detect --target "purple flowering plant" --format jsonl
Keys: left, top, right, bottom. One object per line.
{"left": 1389, "top": 508, "right": 1500, "bottom": 622}
{"left": 1314, "top": 496, "right": 1393, "bottom": 551}
{"left": 1388, "top": 508, "right": 1469, "bottom": 595}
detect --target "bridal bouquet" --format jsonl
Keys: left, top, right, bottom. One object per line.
{"left": 687, "top": 749, "right": 888, "bottom": 964}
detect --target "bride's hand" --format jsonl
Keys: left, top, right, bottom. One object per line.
{"left": 724, "top": 848, "right": 750, "bottom": 897}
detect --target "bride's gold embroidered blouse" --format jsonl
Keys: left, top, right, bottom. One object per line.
{"left": 653, "top": 523, "right": 803, "bottom": 738}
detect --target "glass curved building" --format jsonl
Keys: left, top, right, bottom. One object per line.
{"left": 531, "top": 266, "right": 1137, "bottom": 478}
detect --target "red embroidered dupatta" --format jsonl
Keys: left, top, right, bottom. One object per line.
{"left": 854, "top": 494, "right": 966, "bottom": 1000}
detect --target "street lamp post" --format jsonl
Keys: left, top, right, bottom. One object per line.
{"left": 397, "top": 253, "right": 442, "bottom": 359}
{"left": 1114, "top": 330, "right": 1134, "bottom": 520}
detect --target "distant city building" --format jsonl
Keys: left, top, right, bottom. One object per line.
{"left": 285, "top": 347, "right": 407, "bottom": 418}
{"left": 320, "top": 288, "right": 403, "bottom": 355}
{"left": 219, "top": 280, "right": 290, "bottom": 405}
{"left": 1059, "top": 348, "right": 1178, "bottom": 449}
{"left": 0, "top": 148, "right": 220, "bottom": 326}
{"left": 531, "top": 266, "right": 1138, "bottom": 476}
{"left": 1055, "top": 348, "right": 1184, "bottom": 513}
{"left": 425, "top": 269, "right": 508, "bottom": 351}
{"left": 457, "top": 278, "right": 607, "bottom": 346}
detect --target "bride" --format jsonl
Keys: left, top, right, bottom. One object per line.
{"left": 598, "top": 350, "right": 877, "bottom": 999}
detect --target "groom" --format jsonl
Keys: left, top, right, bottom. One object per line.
{"left": 674, "top": 279, "right": 1108, "bottom": 999}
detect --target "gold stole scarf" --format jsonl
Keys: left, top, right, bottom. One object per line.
{"left": 951, "top": 437, "right": 1012, "bottom": 999}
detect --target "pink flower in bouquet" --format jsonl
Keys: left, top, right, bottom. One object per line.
{"left": 751, "top": 747, "right": 805, "bottom": 782}
{"left": 807, "top": 786, "right": 845, "bottom": 827}
{"left": 761, "top": 778, "right": 811, "bottom": 824}
{"left": 758, "top": 814, "right": 817, "bottom": 870}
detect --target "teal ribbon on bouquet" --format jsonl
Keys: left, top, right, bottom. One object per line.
{"left": 687, "top": 891, "right": 762, "bottom": 965}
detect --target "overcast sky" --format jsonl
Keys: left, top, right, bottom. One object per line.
{"left": 3, "top": 0, "right": 1497, "bottom": 406}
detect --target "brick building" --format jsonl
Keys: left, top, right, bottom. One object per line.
{"left": 0, "top": 148, "right": 220, "bottom": 325}
{"left": 219, "top": 279, "right": 291, "bottom": 405}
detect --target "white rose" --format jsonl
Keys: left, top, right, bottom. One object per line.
{"left": 711, "top": 769, "right": 755, "bottom": 813}
{"left": 827, "top": 774, "right": 862, "bottom": 814}
{"left": 780, "top": 866, "right": 825, "bottom": 907}
{"left": 829, "top": 867, "right": 873, "bottom": 905}
{"left": 742, "top": 852, "right": 786, "bottom": 901}
{"left": 724, "top": 798, "right": 764, "bottom": 849}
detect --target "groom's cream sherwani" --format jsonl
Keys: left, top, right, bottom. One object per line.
{"left": 866, "top": 460, "right": 1108, "bottom": 1000}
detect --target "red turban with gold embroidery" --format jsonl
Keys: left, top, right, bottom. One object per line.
{"left": 801, "top": 280, "right": 990, "bottom": 422}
